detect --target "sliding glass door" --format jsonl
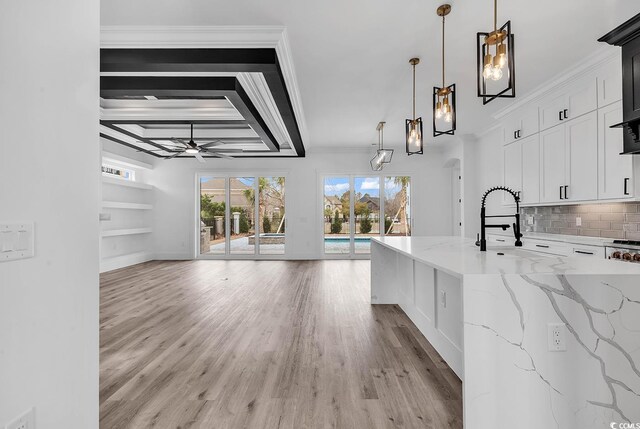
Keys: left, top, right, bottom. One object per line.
{"left": 199, "top": 174, "right": 286, "bottom": 257}
{"left": 323, "top": 175, "right": 410, "bottom": 257}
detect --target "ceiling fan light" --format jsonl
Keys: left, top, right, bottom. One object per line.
{"left": 185, "top": 148, "right": 199, "bottom": 154}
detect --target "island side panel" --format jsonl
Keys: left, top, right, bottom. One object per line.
{"left": 463, "top": 273, "right": 640, "bottom": 429}
{"left": 371, "top": 240, "right": 400, "bottom": 304}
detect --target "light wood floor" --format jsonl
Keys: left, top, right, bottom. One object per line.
{"left": 100, "top": 260, "right": 462, "bottom": 429}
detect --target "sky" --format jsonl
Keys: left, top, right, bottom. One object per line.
{"left": 324, "top": 177, "right": 406, "bottom": 197}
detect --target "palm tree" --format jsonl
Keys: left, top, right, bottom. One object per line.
{"left": 243, "top": 177, "right": 286, "bottom": 233}
{"left": 386, "top": 176, "right": 410, "bottom": 236}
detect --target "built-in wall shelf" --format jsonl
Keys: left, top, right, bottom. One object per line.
{"left": 101, "top": 227, "right": 152, "bottom": 238}
{"left": 102, "top": 176, "right": 153, "bottom": 190}
{"left": 102, "top": 151, "right": 153, "bottom": 170}
{"left": 102, "top": 201, "right": 153, "bottom": 210}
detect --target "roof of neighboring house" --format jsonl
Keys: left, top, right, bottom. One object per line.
{"left": 201, "top": 177, "right": 252, "bottom": 192}
{"left": 324, "top": 195, "right": 342, "bottom": 206}
{"left": 359, "top": 195, "right": 380, "bottom": 206}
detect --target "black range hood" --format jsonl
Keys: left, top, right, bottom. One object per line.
{"left": 599, "top": 13, "right": 640, "bottom": 155}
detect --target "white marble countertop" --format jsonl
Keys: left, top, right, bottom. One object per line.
{"left": 490, "top": 230, "right": 613, "bottom": 247}
{"left": 372, "top": 236, "right": 640, "bottom": 278}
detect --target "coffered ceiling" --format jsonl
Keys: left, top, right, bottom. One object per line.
{"left": 101, "top": 0, "right": 639, "bottom": 152}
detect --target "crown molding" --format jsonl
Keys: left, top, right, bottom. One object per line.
{"left": 100, "top": 25, "right": 310, "bottom": 148}
{"left": 491, "top": 46, "right": 620, "bottom": 122}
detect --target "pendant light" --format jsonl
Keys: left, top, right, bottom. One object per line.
{"left": 406, "top": 58, "right": 424, "bottom": 155}
{"left": 434, "top": 4, "right": 456, "bottom": 137}
{"left": 476, "top": 0, "right": 515, "bottom": 104}
{"left": 370, "top": 121, "right": 393, "bottom": 171}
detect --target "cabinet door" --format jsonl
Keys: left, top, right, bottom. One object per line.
{"left": 503, "top": 141, "right": 522, "bottom": 202}
{"left": 539, "top": 93, "right": 565, "bottom": 131}
{"left": 597, "top": 55, "right": 623, "bottom": 108}
{"left": 598, "top": 102, "right": 633, "bottom": 199}
{"left": 566, "top": 77, "right": 598, "bottom": 121}
{"left": 540, "top": 125, "right": 566, "bottom": 202}
{"left": 502, "top": 116, "right": 520, "bottom": 145}
{"left": 520, "top": 105, "right": 539, "bottom": 139}
{"left": 521, "top": 135, "right": 540, "bottom": 204}
{"left": 566, "top": 111, "right": 598, "bottom": 201}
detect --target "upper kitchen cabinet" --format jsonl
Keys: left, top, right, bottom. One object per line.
{"left": 598, "top": 101, "right": 634, "bottom": 199}
{"left": 596, "top": 55, "right": 623, "bottom": 108}
{"left": 503, "top": 105, "right": 539, "bottom": 144}
{"left": 503, "top": 134, "right": 540, "bottom": 205}
{"left": 540, "top": 111, "right": 598, "bottom": 203}
{"left": 539, "top": 76, "right": 597, "bottom": 131}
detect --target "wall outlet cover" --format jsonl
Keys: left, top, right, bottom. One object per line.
{"left": 526, "top": 215, "right": 534, "bottom": 225}
{"left": 576, "top": 216, "right": 582, "bottom": 227}
{"left": 548, "top": 323, "right": 567, "bottom": 352}
{"left": 6, "top": 407, "right": 35, "bottom": 429}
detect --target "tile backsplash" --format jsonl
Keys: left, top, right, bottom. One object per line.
{"left": 521, "top": 203, "right": 640, "bottom": 240}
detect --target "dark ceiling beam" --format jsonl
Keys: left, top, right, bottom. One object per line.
{"left": 100, "top": 76, "right": 280, "bottom": 152}
{"left": 100, "top": 48, "right": 305, "bottom": 157}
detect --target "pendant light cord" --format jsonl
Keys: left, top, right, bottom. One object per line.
{"left": 412, "top": 63, "right": 416, "bottom": 120}
{"left": 442, "top": 14, "right": 446, "bottom": 88}
{"left": 494, "top": 0, "right": 497, "bottom": 32}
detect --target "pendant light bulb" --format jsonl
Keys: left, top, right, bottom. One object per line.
{"left": 435, "top": 100, "right": 443, "bottom": 118}
{"left": 491, "top": 65, "right": 503, "bottom": 81}
{"left": 483, "top": 53, "right": 494, "bottom": 79}
{"left": 497, "top": 43, "right": 507, "bottom": 68}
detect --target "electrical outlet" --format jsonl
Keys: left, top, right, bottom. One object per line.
{"left": 526, "top": 215, "right": 534, "bottom": 225}
{"left": 548, "top": 323, "right": 566, "bottom": 351}
{"left": 6, "top": 408, "right": 35, "bottom": 429}
{"left": 440, "top": 290, "right": 447, "bottom": 308}
{"left": 576, "top": 217, "right": 582, "bottom": 227}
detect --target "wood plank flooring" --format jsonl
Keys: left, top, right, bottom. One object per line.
{"left": 100, "top": 260, "right": 462, "bottom": 428}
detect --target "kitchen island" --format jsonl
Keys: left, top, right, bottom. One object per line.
{"left": 371, "top": 236, "right": 640, "bottom": 429}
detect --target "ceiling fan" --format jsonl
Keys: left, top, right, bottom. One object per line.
{"left": 167, "top": 123, "right": 243, "bottom": 162}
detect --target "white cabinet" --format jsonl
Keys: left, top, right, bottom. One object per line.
{"left": 597, "top": 56, "right": 623, "bottom": 108}
{"left": 566, "top": 111, "right": 598, "bottom": 201}
{"left": 504, "top": 106, "right": 539, "bottom": 144}
{"left": 503, "top": 135, "right": 540, "bottom": 204}
{"left": 598, "top": 101, "right": 633, "bottom": 199}
{"left": 540, "top": 125, "right": 566, "bottom": 203}
{"left": 539, "top": 76, "right": 597, "bottom": 131}
{"left": 503, "top": 141, "right": 522, "bottom": 199}
{"left": 521, "top": 135, "right": 540, "bottom": 204}
{"left": 539, "top": 111, "right": 598, "bottom": 203}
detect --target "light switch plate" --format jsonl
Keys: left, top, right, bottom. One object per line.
{"left": 0, "top": 223, "right": 34, "bottom": 262}
{"left": 576, "top": 217, "right": 582, "bottom": 227}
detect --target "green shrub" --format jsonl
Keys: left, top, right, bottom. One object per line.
{"left": 360, "top": 211, "right": 372, "bottom": 234}
{"left": 239, "top": 213, "right": 250, "bottom": 234}
{"left": 262, "top": 216, "right": 272, "bottom": 233}
{"left": 331, "top": 210, "right": 343, "bottom": 234}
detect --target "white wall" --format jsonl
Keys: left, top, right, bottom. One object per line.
{"left": 0, "top": 1, "right": 99, "bottom": 428}
{"left": 150, "top": 148, "right": 452, "bottom": 260}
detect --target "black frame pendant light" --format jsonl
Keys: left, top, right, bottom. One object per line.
{"left": 476, "top": 0, "right": 515, "bottom": 104}
{"left": 406, "top": 58, "right": 424, "bottom": 155}
{"left": 370, "top": 121, "right": 393, "bottom": 171}
{"left": 433, "top": 4, "right": 456, "bottom": 137}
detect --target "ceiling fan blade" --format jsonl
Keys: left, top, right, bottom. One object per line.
{"left": 199, "top": 140, "right": 225, "bottom": 148}
{"left": 165, "top": 151, "right": 183, "bottom": 159}
{"left": 207, "top": 152, "right": 234, "bottom": 160}
{"left": 170, "top": 137, "right": 190, "bottom": 148}
{"left": 202, "top": 147, "right": 243, "bottom": 153}
{"left": 194, "top": 152, "right": 206, "bottom": 163}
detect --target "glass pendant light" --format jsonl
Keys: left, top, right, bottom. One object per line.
{"left": 371, "top": 121, "right": 393, "bottom": 171}
{"left": 433, "top": 4, "right": 456, "bottom": 137}
{"left": 406, "top": 58, "right": 424, "bottom": 155}
{"left": 476, "top": 0, "right": 515, "bottom": 104}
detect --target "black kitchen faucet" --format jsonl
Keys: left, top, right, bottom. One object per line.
{"left": 476, "top": 186, "right": 523, "bottom": 251}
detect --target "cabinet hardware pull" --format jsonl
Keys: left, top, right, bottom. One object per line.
{"left": 514, "top": 131, "right": 517, "bottom": 140}
{"left": 564, "top": 185, "right": 569, "bottom": 199}
{"left": 575, "top": 250, "right": 594, "bottom": 255}
{"left": 560, "top": 186, "right": 564, "bottom": 200}
{"left": 558, "top": 111, "right": 563, "bottom": 121}
{"left": 517, "top": 130, "right": 521, "bottom": 138}
{"left": 624, "top": 178, "right": 630, "bottom": 195}
{"left": 563, "top": 109, "right": 568, "bottom": 119}
{"left": 536, "top": 244, "right": 550, "bottom": 248}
